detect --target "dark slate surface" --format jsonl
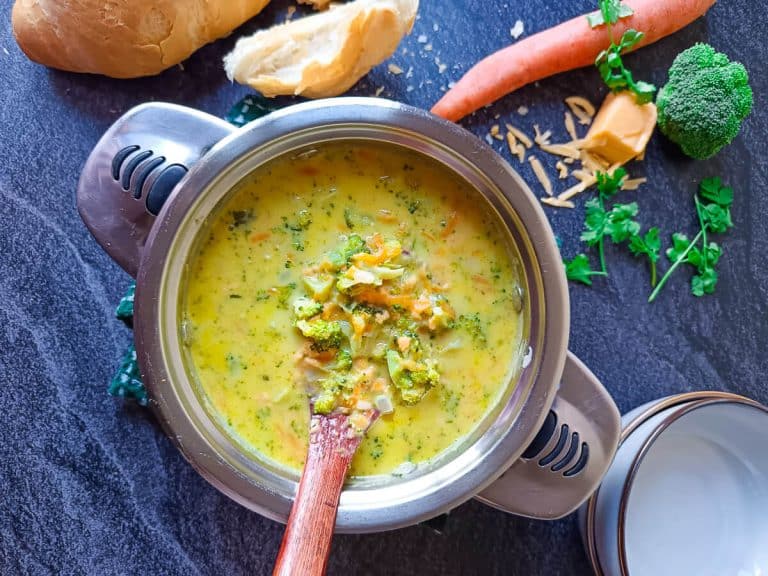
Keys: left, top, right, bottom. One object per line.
{"left": 1, "top": 0, "right": 765, "bottom": 574}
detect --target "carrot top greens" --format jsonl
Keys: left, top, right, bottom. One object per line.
{"left": 294, "top": 232, "right": 460, "bottom": 419}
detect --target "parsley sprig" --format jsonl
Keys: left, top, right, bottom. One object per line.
{"left": 648, "top": 178, "right": 734, "bottom": 302}
{"left": 563, "top": 168, "right": 660, "bottom": 286}
{"left": 588, "top": 0, "right": 656, "bottom": 104}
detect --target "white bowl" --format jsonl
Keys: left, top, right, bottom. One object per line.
{"left": 580, "top": 393, "right": 768, "bottom": 576}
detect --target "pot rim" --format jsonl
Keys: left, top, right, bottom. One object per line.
{"left": 133, "top": 97, "right": 570, "bottom": 532}
{"left": 582, "top": 390, "right": 767, "bottom": 576}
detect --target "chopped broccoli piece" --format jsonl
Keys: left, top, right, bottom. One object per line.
{"left": 295, "top": 319, "right": 344, "bottom": 351}
{"left": 293, "top": 296, "right": 323, "bottom": 320}
{"left": 450, "top": 313, "right": 487, "bottom": 348}
{"left": 656, "top": 43, "right": 753, "bottom": 159}
{"left": 327, "top": 234, "right": 369, "bottom": 268}
{"left": 302, "top": 274, "right": 335, "bottom": 301}
{"left": 312, "top": 373, "right": 351, "bottom": 414}
{"left": 336, "top": 264, "right": 405, "bottom": 291}
{"left": 333, "top": 348, "right": 353, "bottom": 371}
{"left": 313, "top": 390, "right": 337, "bottom": 414}
{"left": 385, "top": 350, "right": 439, "bottom": 405}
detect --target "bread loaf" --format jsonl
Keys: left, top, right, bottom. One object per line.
{"left": 224, "top": 0, "right": 418, "bottom": 98}
{"left": 11, "top": 0, "right": 271, "bottom": 78}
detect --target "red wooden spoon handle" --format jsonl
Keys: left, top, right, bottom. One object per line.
{"left": 272, "top": 413, "right": 364, "bottom": 576}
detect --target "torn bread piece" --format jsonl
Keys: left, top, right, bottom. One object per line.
{"left": 224, "top": 0, "right": 418, "bottom": 98}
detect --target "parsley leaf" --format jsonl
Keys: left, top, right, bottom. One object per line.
{"left": 691, "top": 267, "right": 718, "bottom": 296}
{"left": 587, "top": 0, "right": 633, "bottom": 28}
{"left": 700, "top": 203, "right": 733, "bottom": 234}
{"left": 581, "top": 198, "right": 608, "bottom": 246}
{"left": 596, "top": 167, "right": 627, "bottom": 197}
{"left": 629, "top": 227, "right": 661, "bottom": 286}
{"left": 605, "top": 202, "right": 641, "bottom": 243}
{"left": 699, "top": 177, "right": 733, "bottom": 207}
{"left": 593, "top": 24, "right": 656, "bottom": 103}
{"left": 665, "top": 233, "right": 691, "bottom": 263}
{"left": 564, "top": 254, "right": 599, "bottom": 286}
{"left": 650, "top": 178, "right": 734, "bottom": 302}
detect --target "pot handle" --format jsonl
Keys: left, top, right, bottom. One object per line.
{"left": 477, "top": 351, "right": 620, "bottom": 519}
{"left": 76, "top": 103, "right": 237, "bottom": 278}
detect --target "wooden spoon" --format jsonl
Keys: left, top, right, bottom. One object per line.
{"left": 273, "top": 410, "right": 378, "bottom": 576}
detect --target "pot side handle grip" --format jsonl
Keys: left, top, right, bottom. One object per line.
{"left": 477, "top": 351, "right": 621, "bottom": 519}
{"left": 76, "top": 103, "right": 237, "bottom": 278}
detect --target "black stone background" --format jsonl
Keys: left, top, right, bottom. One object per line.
{"left": 1, "top": 0, "right": 766, "bottom": 574}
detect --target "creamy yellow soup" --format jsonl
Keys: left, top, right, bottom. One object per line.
{"left": 183, "top": 141, "right": 525, "bottom": 476}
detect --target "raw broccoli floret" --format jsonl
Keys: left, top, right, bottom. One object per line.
{"left": 656, "top": 43, "right": 753, "bottom": 160}
{"left": 292, "top": 296, "right": 323, "bottom": 320}
{"left": 327, "top": 234, "right": 369, "bottom": 268}
{"left": 295, "top": 319, "right": 344, "bottom": 351}
{"left": 385, "top": 350, "right": 439, "bottom": 405}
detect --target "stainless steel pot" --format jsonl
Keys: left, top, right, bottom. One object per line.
{"left": 77, "top": 98, "right": 620, "bottom": 532}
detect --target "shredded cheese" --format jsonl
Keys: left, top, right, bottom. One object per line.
{"left": 533, "top": 124, "right": 552, "bottom": 146}
{"left": 490, "top": 124, "right": 503, "bottom": 141}
{"left": 564, "top": 111, "right": 578, "bottom": 141}
{"left": 528, "top": 155, "right": 553, "bottom": 196}
{"left": 541, "top": 197, "right": 575, "bottom": 209}
{"left": 565, "top": 96, "right": 596, "bottom": 125}
{"left": 555, "top": 161, "right": 569, "bottom": 179}
{"left": 388, "top": 63, "right": 404, "bottom": 75}
{"left": 621, "top": 177, "right": 647, "bottom": 191}
{"left": 515, "top": 143, "right": 526, "bottom": 163}
{"left": 505, "top": 123, "right": 533, "bottom": 148}
{"left": 540, "top": 143, "right": 581, "bottom": 159}
{"left": 558, "top": 177, "right": 597, "bottom": 202}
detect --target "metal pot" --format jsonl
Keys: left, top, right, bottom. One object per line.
{"left": 77, "top": 97, "right": 620, "bottom": 532}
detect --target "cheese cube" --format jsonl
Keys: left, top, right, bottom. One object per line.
{"left": 583, "top": 91, "right": 657, "bottom": 165}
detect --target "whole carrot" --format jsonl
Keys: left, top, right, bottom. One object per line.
{"left": 431, "top": 0, "right": 717, "bottom": 122}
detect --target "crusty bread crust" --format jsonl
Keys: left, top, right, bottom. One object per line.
{"left": 224, "top": 0, "right": 418, "bottom": 98}
{"left": 11, "top": 0, "right": 271, "bottom": 78}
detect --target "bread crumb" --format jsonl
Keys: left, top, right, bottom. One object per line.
{"left": 286, "top": 5, "right": 296, "bottom": 20}
{"left": 374, "top": 86, "right": 385, "bottom": 97}
{"left": 425, "top": 44, "right": 433, "bottom": 51}
{"left": 556, "top": 161, "right": 569, "bottom": 179}
{"left": 433, "top": 23, "right": 439, "bottom": 31}
{"left": 388, "top": 63, "right": 404, "bottom": 75}
{"left": 529, "top": 156, "right": 553, "bottom": 196}
{"left": 510, "top": 20, "right": 525, "bottom": 39}
{"left": 517, "top": 105, "right": 529, "bottom": 116}
{"left": 438, "top": 63, "right": 447, "bottom": 74}
{"left": 406, "top": 66, "right": 414, "bottom": 78}
{"left": 485, "top": 134, "right": 494, "bottom": 145}
{"left": 406, "top": 85, "right": 414, "bottom": 92}
{"left": 417, "top": 34, "right": 428, "bottom": 43}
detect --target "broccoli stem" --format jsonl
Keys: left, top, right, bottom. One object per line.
{"left": 648, "top": 229, "right": 703, "bottom": 303}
